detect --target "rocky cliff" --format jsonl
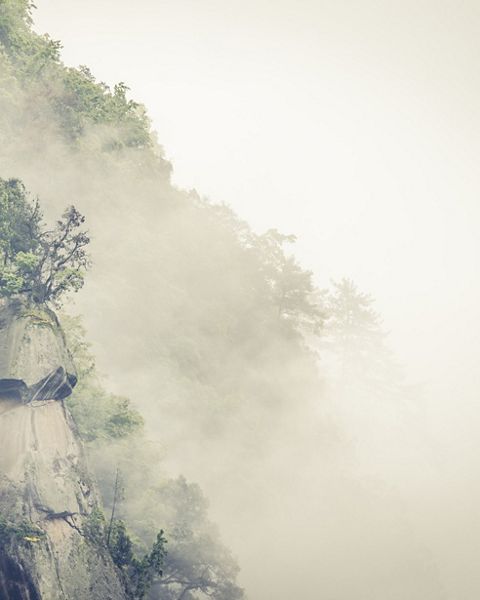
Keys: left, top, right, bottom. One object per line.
{"left": 0, "top": 296, "right": 127, "bottom": 600}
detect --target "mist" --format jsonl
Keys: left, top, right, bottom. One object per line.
{"left": 2, "top": 1, "right": 480, "bottom": 599}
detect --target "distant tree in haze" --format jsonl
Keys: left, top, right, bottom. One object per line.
{"left": 146, "top": 477, "right": 244, "bottom": 600}
{"left": 91, "top": 460, "right": 245, "bottom": 600}
{"left": 321, "top": 278, "right": 400, "bottom": 391}
{"left": 323, "top": 279, "right": 382, "bottom": 359}
{"left": 0, "top": 177, "right": 90, "bottom": 305}
{"left": 254, "top": 228, "right": 323, "bottom": 334}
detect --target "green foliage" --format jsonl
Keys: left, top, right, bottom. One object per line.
{"left": 52, "top": 67, "right": 152, "bottom": 147}
{"left": 70, "top": 378, "right": 144, "bottom": 442}
{"left": 130, "top": 531, "right": 168, "bottom": 600}
{"left": 0, "top": 177, "right": 41, "bottom": 296}
{"left": 109, "top": 519, "right": 167, "bottom": 600}
{"left": 109, "top": 519, "right": 134, "bottom": 568}
{"left": 82, "top": 503, "right": 166, "bottom": 600}
{"left": 0, "top": 178, "right": 40, "bottom": 261}
{"left": 60, "top": 313, "right": 144, "bottom": 442}
{"left": 0, "top": 514, "right": 45, "bottom": 543}
{"left": 0, "top": 177, "right": 90, "bottom": 305}
{"left": 0, "top": 264, "right": 23, "bottom": 295}
{"left": 0, "top": 0, "right": 61, "bottom": 78}
{"left": 83, "top": 507, "right": 107, "bottom": 545}
{"left": 0, "top": 1, "right": 152, "bottom": 150}
{"left": 0, "top": 0, "right": 33, "bottom": 51}
{"left": 33, "top": 205, "right": 90, "bottom": 304}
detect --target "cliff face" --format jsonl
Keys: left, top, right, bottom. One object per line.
{"left": 0, "top": 298, "right": 78, "bottom": 403}
{"left": 0, "top": 296, "right": 126, "bottom": 600}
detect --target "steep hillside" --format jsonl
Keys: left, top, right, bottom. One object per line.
{"left": 0, "top": 2, "right": 324, "bottom": 598}
{"left": 0, "top": 4, "right": 452, "bottom": 600}
{"left": 0, "top": 0, "right": 322, "bottom": 466}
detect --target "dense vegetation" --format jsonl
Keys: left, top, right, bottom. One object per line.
{"left": 0, "top": 177, "right": 89, "bottom": 304}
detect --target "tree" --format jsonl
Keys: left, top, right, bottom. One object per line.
{"left": 253, "top": 228, "right": 322, "bottom": 334}
{"left": 146, "top": 477, "right": 245, "bottom": 600}
{"left": 87, "top": 444, "right": 246, "bottom": 600}
{"left": 321, "top": 278, "right": 400, "bottom": 391}
{"left": 0, "top": 177, "right": 40, "bottom": 257}
{"left": 109, "top": 519, "right": 168, "bottom": 600}
{"left": 0, "top": 177, "right": 90, "bottom": 305}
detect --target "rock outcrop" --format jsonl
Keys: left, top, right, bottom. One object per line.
{"left": 0, "top": 297, "right": 77, "bottom": 402}
{"left": 0, "top": 296, "right": 127, "bottom": 600}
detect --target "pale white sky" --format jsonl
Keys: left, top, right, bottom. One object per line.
{"left": 33, "top": 0, "right": 480, "bottom": 385}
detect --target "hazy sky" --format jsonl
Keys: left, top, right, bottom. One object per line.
{"left": 32, "top": 0, "right": 480, "bottom": 385}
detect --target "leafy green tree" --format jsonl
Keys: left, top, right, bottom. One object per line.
{"left": 0, "top": 178, "right": 41, "bottom": 295}
{"left": 131, "top": 531, "right": 168, "bottom": 600}
{"left": 53, "top": 67, "right": 152, "bottom": 147}
{"left": 0, "top": 177, "right": 90, "bottom": 305}
{"left": 32, "top": 205, "right": 90, "bottom": 304}
{"left": 0, "top": 0, "right": 61, "bottom": 79}
{"left": 0, "top": 178, "right": 40, "bottom": 259}
{"left": 1, "top": 0, "right": 153, "bottom": 157}
{"left": 109, "top": 519, "right": 167, "bottom": 600}
{"left": 0, "top": 0, "right": 33, "bottom": 52}
{"left": 82, "top": 508, "right": 107, "bottom": 546}
{"left": 109, "top": 519, "right": 134, "bottom": 568}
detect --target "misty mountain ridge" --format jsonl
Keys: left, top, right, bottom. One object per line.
{"left": 0, "top": 2, "right": 450, "bottom": 599}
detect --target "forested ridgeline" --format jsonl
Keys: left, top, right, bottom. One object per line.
{"left": 0, "top": 0, "right": 324, "bottom": 430}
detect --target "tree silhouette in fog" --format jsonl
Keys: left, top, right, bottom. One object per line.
{"left": 322, "top": 278, "right": 401, "bottom": 392}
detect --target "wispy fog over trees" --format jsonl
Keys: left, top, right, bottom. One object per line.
{"left": 0, "top": 2, "right": 447, "bottom": 599}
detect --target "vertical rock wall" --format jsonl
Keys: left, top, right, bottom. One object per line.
{"left": 0, "top": 296, "right": 127, "bottom": 600}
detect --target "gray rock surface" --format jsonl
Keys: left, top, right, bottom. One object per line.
{"left": 0, "top": 296, "right": 127, "bottom": 599}
{"left": 0, "top": 297, "right": 77, "bottom": 402}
